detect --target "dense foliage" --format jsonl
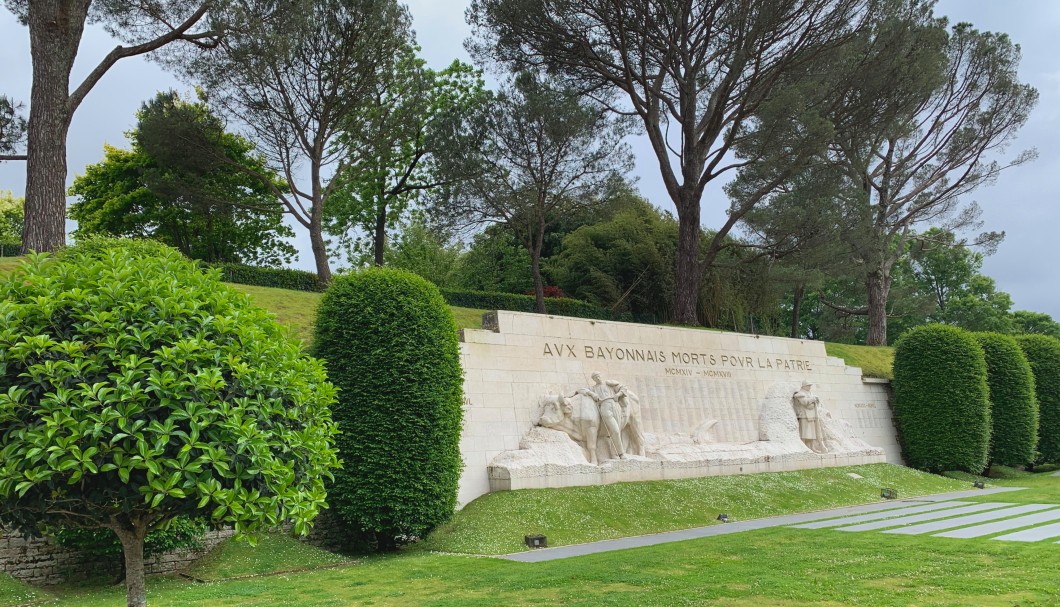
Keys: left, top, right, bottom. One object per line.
{"left": 1016, "top": 335, "right": 1060, "bottom": 463}
{"left": 54, "top": 517, "right": 208, "bottom": 560}
{"left": 441, "top": 288, "right": 610, "bottom": 320}
{"left": 69, "top": 91, "right": 296, "bottom": 266}
{"left": 0, "top": 240, "right": 339, "bottom": 603}
{"left": 892, "top": 325, "right": 990, "bottom": 473}
{"left": 974, "top": 333, "right": 1038, "bottom": 467}
{"left": 312, "top": 268, "right": 464, "bottom": 550}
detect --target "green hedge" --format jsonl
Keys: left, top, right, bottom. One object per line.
{"left": 312, "top": 268, "right": 464, "bottom": 551}
{"left": 440, "top": 288, "right": 611, "bottom": 319}
{"left": 1016, "top": 334, "right": 1060, "bottom": 463}
{"left": 975, "top": 333, "right": 1038, "bottom": 467}
{"left": 893, "top": 324, "right": 990, "bottom": 473}
{"left": 0, "top": 242, "right": 18, "bottom": 257}
{"left": 207, "top": 262, "right": 324, "bottom": 292}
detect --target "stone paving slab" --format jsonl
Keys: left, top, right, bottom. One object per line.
{"left": 789, "top": 501, "right": 972, "bottom": 530}
{"left": 934, "top": 508, "right": 1060, "bottom": 539}
{"left": 834, "top": 502, "right": 1013, "bottom": 532}
{"left": 882, "top": 504, "right": 1056, "bottom": 535}
{"left": 499, "top": 487, "right": 1022, "bottom": 563}
{"left": 992, "top": 520, "right": 1060, "bottom": 542}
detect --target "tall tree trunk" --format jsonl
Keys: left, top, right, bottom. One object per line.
{"left": 530, "top": 227, "right": 546, "bottom": 314}
{"left": 373, "top": 201, "right": 386, "bottom": 266}
{"left": 22, "top": 1, "right": 88, "bottom": 253}
{"left": 113, "top": 521, "right": 149, "bottom": 607}
{"left": 790, "top": 283, "right": 805, "bottom": 339}
{"left": 309, "top": 222, "right": 332, "bottom": 285}
{"left": 673, "top": 196, "right": 702, "bottom": 325}
{"left": 865, "top": 269, "right": 891, "bottom": 346}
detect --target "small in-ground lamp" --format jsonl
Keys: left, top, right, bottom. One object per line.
{"left": 973, "top": 481, "right": 986, "bottom": 489}
{"left": 524, "top": 534, "right": 548, "bottom": 549}
{"left": 716, "top": 514, "right": 731, "bottom": 523}
{"left": 880, "top": 488, "right": 898, "bottom": 500}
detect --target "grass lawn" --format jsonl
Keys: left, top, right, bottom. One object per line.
{"left": 30, "top": 471, "right": 1060, "bottom": 606}
{"left": 418, "top": 463, "right": 967, "bottom": 555}
{"left": 0, "top": 573, "right": 46, "bottom": 607}
{"left": 184, "top": 534, "right": 351, "bottom": 582}
{"left": 824, "top": 342, "right": 895, "bottom": 379}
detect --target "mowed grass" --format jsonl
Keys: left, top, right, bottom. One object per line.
{"left": 37, "top": 494, "right": 1060, "bottom": 606}
{"left": 184, "top": 534, "right": 351, "bottom": 582}
{"left": 825, "top": 342, "right": 895, "bottom": 379}
{"left": 0, "top": 573, "right": 46, "bottom": 607}
{"left": 950, "top": 468, "right": 1060, "bottom": 504}
{"left": 418, "top": 464, "right": 967, "bottom": 555}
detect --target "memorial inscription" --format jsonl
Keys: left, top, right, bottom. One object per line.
{"left": 543, "top": 341, "right": 813, "bottom": 374}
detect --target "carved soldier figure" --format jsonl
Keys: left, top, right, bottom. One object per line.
{"left": 792, "top": 380, "right": 828, "bottom": 453}
{"left": 579, "top": 371, "right": 628, "bottom": 458}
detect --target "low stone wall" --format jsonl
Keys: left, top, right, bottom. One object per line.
{"left": 0, "top": 528, "right": 234, "bottom": 586}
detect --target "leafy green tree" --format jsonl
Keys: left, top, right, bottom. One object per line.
{"left": 457, "top": 226, "right": 533, "bottom": 294}
{"left": 5, "top": 0, "right": 225, "bottom": 253}
{"left": 0, "top": 191, "right": 24, "bottom": 242}
{"left": 0, "top": 240, "right": 339, "bottom": 607}
{"left": 551, "top": 200, "right": 676, "bottom": 323}
{"left": 823, "top": 20, "right": 1036, "bottom": 345}
{"left": 1012, "top": 311, "right": 1060, "bottom": 340}
{"left": 69, "top": 92, "right": 296, "bottom": 266}
{"left": 327, "top": 49, "right": 485, "bottom": 266}
{"left": 312, "top": 268, "right": 463, "bottom": 551}
{"left": 468, "top": 0, "right": 875, "bottom": 325}
{"left": 974, "top": 333, "right": 1038, "bottom": 468}
{"left": 187, "top": 0, "right": 412, "bottom": 282}
{"left": 0, "top": 95, "right": 26, "bottom": 161}
{"left": 384, "top": 217, "right": 464, "bottom": 289}
{"left": 434, "top": 72, "right": 633, "bottom": 313}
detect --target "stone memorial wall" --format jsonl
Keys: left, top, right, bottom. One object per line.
{"left": 457, "top": 311, "right": 903, "bottom": 507}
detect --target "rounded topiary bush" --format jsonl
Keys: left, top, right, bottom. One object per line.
{"left": 974, "top": 332, "right": 1038, "bottom": 467}
{"left": 892, "top": 324, "right": 990, "bottom": 473}
{"left": 1016, "top": 334, "right": 1060, "bottom": 463}
{"left": 312, "top": 268, "right": 463, "bottom": 550}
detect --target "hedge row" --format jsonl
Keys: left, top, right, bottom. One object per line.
{"left": 0, "top": 242, "right": 19, "bottom": 257}
{"left": 439, "top": 288, "right": 611, "bottom": 320}
{"left": 1017, "top": 335, "right": 1060, "bottom": 464}
{"left": 206, "top": 262, "right": 325, "bottom": 292}
{"left": 975, "top": 332, "right": 1038, "bottom": 467}
{"left": 208, "top": 263, "right": 612, "bottom": 320}
{"left": 893, "top": 324, "right": 991, "bottom": 473}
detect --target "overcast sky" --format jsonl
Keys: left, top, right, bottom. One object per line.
{"left": 2, "top": 1, "right": 1058, "bottom": 318}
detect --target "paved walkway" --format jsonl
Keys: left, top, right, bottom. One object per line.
{"left": 499, "top": 487, "right": 1024, "bottom": 563}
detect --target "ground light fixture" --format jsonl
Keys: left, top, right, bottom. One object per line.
{"left": 881, "top": 488, "right": 898, "bottom": 500}
{"left": 524, "top": 534, "right": 548, "bottom": 549}
{"left": 973, "top": 481, "right": 986, "bottom": 489}
{"left": 716, "top": 514, "right": 731, "bottom": 523}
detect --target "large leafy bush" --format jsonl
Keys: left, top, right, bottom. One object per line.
{"left": 0, "top": 242, "right": 338, "bottom": 605}
{"left": 893, "top": 324, "right": 990, "bottom": 473}
{"left": 1016, "top": 334, "right": 1060, "bottom": 463}
{"left": 312, "top": 268, "right": 463, "bottom": 550}
{"left": 974, "top": 332, "right": 1038, "bottom": 467}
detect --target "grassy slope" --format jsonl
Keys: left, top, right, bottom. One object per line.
{"left": 37, "top": 472, "right": 1060, "bottom": 607}
{"left": 0, "top": 573, "right": 46, "bottom": 607}
{"left": 184, "top": 534, "right": 350, "bottom": 582}
{"left": 825, "top": 342, "right": 895, "bottom": 379}
{"left": 420, "top": 464, "right": 967, "bottom": 555}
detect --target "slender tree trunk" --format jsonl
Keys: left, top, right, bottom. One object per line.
{"left": 673, "top": 196, "right": 703, "bottom": 325}
{"left": 113, "top": 522, "right": 149, "bottom": 607}
{"left": 790, "top": 283, "right": 805, "bottom": 339}
{"left": 530, "top": 227, "right": 546, "bottom": 314}
{"left": 865, "top": 269, "right": 891, "bottom": 346}
{"left": 309, "top": 222, "right": 332, "bottom": 284}
{"left": 373, "top": 201, "right": 386, "bottom": 266}
{"left": 22, "top": 1, "right": 88, "bottom": 253}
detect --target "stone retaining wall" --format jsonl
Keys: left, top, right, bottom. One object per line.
{"left": 0, "top": 528, "right": 234, "bottom": 586}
